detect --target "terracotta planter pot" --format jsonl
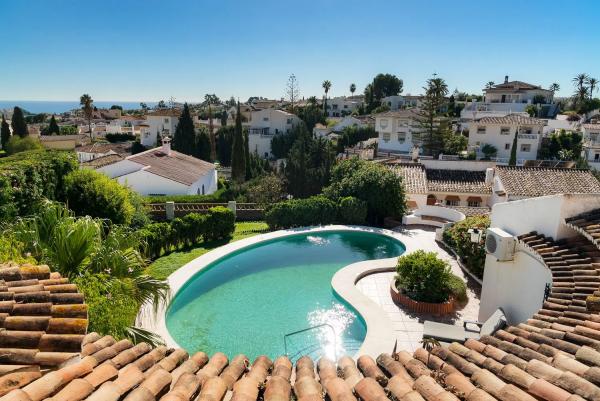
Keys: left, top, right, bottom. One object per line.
{"left": 390, "top": 279, "right": 455, "bottom": 316}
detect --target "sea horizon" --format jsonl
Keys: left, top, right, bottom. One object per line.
{"left": 0, "top": 100, "right": 159, "bottom": 114}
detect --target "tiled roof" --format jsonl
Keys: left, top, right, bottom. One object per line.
{"left": 127, "top": 148, "right": 215, "bottom": 186}
{"left": 496, "top": 166, "right": 600, "bottom": 198}
{"left": 392, "top": 164, "right": 427, "bottom": 194}
{"left": 448, "top": 205, "right": 491, "bottom": 216}
{"left": 80, "top": 154, "right": 124, "bottom": 169}
{"left": 582, "top": 124, "right": 600, "bottom": 130}
{"left": 147, "top": 109, "right": 182, "bottom": 117}
{"left": 426, "top": 169, "right": 491, "bottom": 194}
{"left": 476, "top": 114, "right": 545, "bottom": 125}
{"left": 76, "top": 142, "right": 132, "bottom": 156}
{"left": 0, "top": 262, "right": 88, "bottom": 396}
{"left": 376, "top": 109, "right": 421, "bottom": 119}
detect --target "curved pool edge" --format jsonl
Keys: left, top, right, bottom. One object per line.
{"left": 137, "top": 225, "right": 409, "bottom": 354}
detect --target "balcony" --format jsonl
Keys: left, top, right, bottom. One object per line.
{"left": 518, "top": 134, "right": 538, "bottom": 140}
{"left": 249, "top": 127, "right": 271, "bottom": 136}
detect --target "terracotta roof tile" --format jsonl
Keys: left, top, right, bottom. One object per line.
{"left": 476, "top": 114, "right": 545, "bottom": 125}
{"left": 426, "top": 169, "right": 491, "bottom": 194}
{"left": 497, "top": 166, "right": 600, "bottom": 198}
{"left": 391, "top": 164, "right": 427, "bottom": 194}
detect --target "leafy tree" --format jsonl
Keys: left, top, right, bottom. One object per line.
{"left": 172, "top": 103, "right": 196, "bottom": 155}
{"left": 481, "top": 144, "right": 497, "bottom": 159}
{"left": 203, "top": 93, "right": 220, "bottom": 106}
{"left": 417, "top": 76, "right": 449, "bottom": 157}
{"left": 110, "top": 104, "right": 123, "bottom": 110}
{"left": 322, "top": 80, "right": 332, "bottom": 113}
{"left": 245, "top": 173, "right": 284, "bottom": 206}
{"left": 442, "top": 128, "right": 467, "bottom": 155}
{"left": 336, "top": 125, "right": 378, "bottom": 152}
{"left": 216, "top": 126, "right": 233, "bottom": 166}
{"left": 80, "top": 94, "right": 94, "bottom": 139}
{"left": 371, "top": 73, "right": 403, "bottom": 100}
{"left": 538, "top": 130, "right": 582, "bottom": 160}
{"left": 549, "top": 83, "right": 560, "bottom": 93}
{"left": 11, "top": 106, "right": 28, "bottom": 137}
{"left": 525, "top": 104, "right": 537, "bottom": 117}
{"left": 443, "top": 215, "right": 490, "bottom": 278}
{"left": 231, "top": 102, "right": 246, "bottom": 183}
{"left": 157, "top": 100, "right": 167, "bottom": 108}
{"left": 1, "top": 115, "right": 10, "bottom": 149}
{"left": 324, "top": 158, "right": 406, "bottom": 224}
{"left": 226, "top": 96, "right": 237, "bottom": 107}
{"left": 297, "top": 102, "right": 325, "bottom": 132}
{"left": 140, "top": 102, "right": 148, "bottom": 110}
{"left": 350, "top": 83, "right": 356, "bottom": 97}
{"left": 5, "top": 136, "right": 43, "bottom": 155}
{"left": 47, "top": 115, "right": 60, "bottom": 135}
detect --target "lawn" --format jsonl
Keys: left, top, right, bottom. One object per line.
{"left": 146, "top": 221, "right": 269, "bottom": 280}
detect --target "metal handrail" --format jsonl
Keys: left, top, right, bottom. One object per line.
{"left": 283, "top": 323, "right": 337, "bottom": 359}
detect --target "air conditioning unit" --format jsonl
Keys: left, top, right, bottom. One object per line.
{"left": 485, "top": 227, "right": 516, "bottom": 261}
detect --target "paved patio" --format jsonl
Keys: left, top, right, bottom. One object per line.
{"left": 355, "top": 226, "right": 481, "bottom": 352}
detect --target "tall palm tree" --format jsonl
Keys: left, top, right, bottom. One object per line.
{"left": 485, "top": 81, "right": 495, "bottom": 89}
{"left": 549, "top": 83, "right": 560, "bottom": 93}
{"left": 573, "top": 73, "right": 589, "bottom": 92}
{"left": 350, "top": 83, "right": 356, "bottom": 97}
{"left": 587, "top": 77, "right": 598, "bottom": 100}
{"left": 574, "top": 86, "right": 589, "bottom": 105}
{"left": 322, "top": 80, "right": 332, "bottom": 113}
{"left": 80, "top": 94, "right": 94, "bottom": 140}
{"left": 429, "top": 77, "right": 449, "bottom": 100}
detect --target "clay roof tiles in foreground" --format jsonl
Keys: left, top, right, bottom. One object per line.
{"left": 391, "top": 164, "right": 427, "bottom": 194}
{"left": 475, "top": 114, "right": 545, "bottom": 125}
{"left": 496, "top": 166, "right": 600, "bottom": 198}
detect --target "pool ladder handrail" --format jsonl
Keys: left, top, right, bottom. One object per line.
{"left": 283, "top": 323, "right": 337, "bottom": 359}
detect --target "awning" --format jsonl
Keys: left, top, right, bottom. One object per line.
{"left": 445, "top": 195, "right": 460, "bottom": 201}
{"left": 467, "top": 196, "right": 483, "bottom": 203}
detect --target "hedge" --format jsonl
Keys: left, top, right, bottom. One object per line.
{"left": 142, "top": 185, "right": 232, "bottom": 204}
{"left": 339, "top": 196, "right": 368, "bottom": 225}
{"left": 140, "top": 207, "right": 235, "bottom": 259}
{"left": 442, "top": 215, "right": 490, "bottom": 278}
{"left": 0, "top": 150, "right": 78, "bottom": 221}
{"left": 265, "top": 196, "right": 338, "bottom": 229}
{"left": 64, "top": 169, "right": 135, "bottom": 225}
{"left": 105, "top": 133, "right": 135, "bottom": 143}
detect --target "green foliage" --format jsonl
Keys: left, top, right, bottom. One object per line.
{"left": 481, "top": 144, "right": 497, "bottom": 159}
{"left": 64, "top": 169, "right": 135, "bottom": 225}
{"left": 131, "top": 140, "right": 146, "bottom": 154}
{"left": 442, "top": 215, "right": 490, "bottom": 278}
{"left": 336, "top": 125, "right": 378, "bottom": 152}
{"left": 5, "top": 136, "right": 43, "bottom": 155}
{"left": 338, "top": 196, "right": 367, "bottom": 225}
{"left": 538, "top": 130, "right": 583, "bottom": 161}
{"left": 372, "top": 104, "right": 391, "bottom": 114}
{"left": 143, "top": 185, "right": 232, "bottom": 204}
{"left": 297, "top": 103, "right": 325, "bottom": 131}
{"left": 417, "top": 77, "right": 449, "bottom": 157}
{"left": 172, "top": 103, "right": 195, "bottom": 153}
{"left": 60, "top": 125, "right": 78, "bottom": 135}
{"left": 395, "top": 250, "right": 454, "bottom": 303}
{"left": 509, "top": 130, "right": 518, "bottom": 165}
{"left": 231, "top": 102, "right": 246, "bottom": 182}
{"left": 271, "top": 127, "right": 301, "bottom": 159}
{"left": 442, "top": 130, "right": 468, "bottom": 155}
{"left": 525, "top": 104, "right": 537, "bottom": 117}
{"left": 324, "top": 158, "right": 406, "bottom": 225}
{"left": 1, "top": 115, "right": 10, "bottom": 149}
{"left": 371, "top": 73, "right": 403, "bottom": 100}
{"left": 244, "top": 173, "right": 285, "bottom": 206}
{"left": 217, "top": 126, "right": 233, "bottom": 166}
{"left": 11, "top": 107, "right": 28, "bottom": 137}
{"left": 46, "top": 115, "right": 60, "bottom": 135}
{"left": 0, "top": 232, "right": 35, "bottom": 264}
{"left": 0, "top": 150, "right": 78, "bottom": 220}
{"left": 203, "top": 206, "right": 236, "bottom": 241}
{"left": 105, "top": 133, "right": 135, "bottom": 142}
{"left": 446, "top": 274, "right": 468, "bottom": 303}
{"left": 265, "top": 196, "right": 338, "bottom": 229}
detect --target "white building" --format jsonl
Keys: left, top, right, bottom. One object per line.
{"left": 142, "top": 109, "right": 181, "bottom": 147}
{"left": 375, "top": 109, "right": 422, "bottom": 155}
{"left": 326, "top": 97, "right": 362, "bottom": 117}
{"left": 90, "top": 138, "right": 218, "bottom": 196}
{"left": 582, "top": 123, "right": 600, "bottom": 169}
{"left": 248, "top": 109, "right": 301, "bottom": 158}
{"left": 468, "top": 114, "right": 545, "bottom": 164}
{"left": 381, "top": 95, "right": 422, "bottom": 111}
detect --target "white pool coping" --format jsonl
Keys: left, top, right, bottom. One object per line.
{"left": 138, "top": 225, "right": 429, "bottom": 357}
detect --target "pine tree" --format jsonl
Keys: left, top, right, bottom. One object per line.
{"left": 11, "top": 107, "right": 28, "bottom": 138}
{"left": 231, "top": 102, "right": 246, "bottom": 183}
{"left": 47, "top": 115, "right": 60, "bottom": 135}
{"left": 172, "top": 103, "right": 196, "bottom": 155}
{"left": 509, "top": 129, "right": 518, "bottom": 166}
{"left": 416, "top": 77, "right": 449, "bottom": 157}
{"left": 1, "top": 115, "right": 11, "bottom": 149}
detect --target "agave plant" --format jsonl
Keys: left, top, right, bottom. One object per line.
{"left": 13, "top": 201, "right": 169, "bottom": 345}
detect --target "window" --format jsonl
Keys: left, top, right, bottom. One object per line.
{"left": 286, "top": 118, "right": 292, "bottom": 124}
{"left": 382, "top": 132, "right": 391, "bottom": 142}
{"left": 505, "top": 143, "right": 510, "bottom": 150}
{"left": 446, "top": 199, "right": 459, "bottom": 206}
{"left": 332, "top": 105, "right": 338, "bottom": 110}
{"left": 468, "top": 200, "right": 481, "bottom": 207}
{"left": 164, "top": 118, "right": 169, "bottom": 123}
{"left": 500, "top": 127, "right": 510, "bottom": 135}
{"left": 379, "top": 119, "right": 389, "bottom": 129}
{"left": 477, "top": 126, "right": 486, "bottom": 134}
{"left": 263, "top": 117, "right": 269, "bottom": 122}
{"left": 397, "top": 133, "right": 406, "bottom": 143}
{"left": 520, "top": 144, "right": 531, "bottom": 152}
{"left": 522, "top": 128, "right": 532, "bottom": 134}
{"left": 343, "top": 105, "right": 348, "bottom": 109}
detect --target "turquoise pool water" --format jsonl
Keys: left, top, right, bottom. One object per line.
{"left": 166, "top": 230, "right": 405, "bottom": 361}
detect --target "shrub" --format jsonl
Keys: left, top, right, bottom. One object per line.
{"left": 204, "top": 206, "right": 235, "bottom": 241}
{"left": 339, "top": 196, "right": 368, "bottom": 225}
{"left": 324, "top": 158, "right": 406, "bottom": 225}
{"left": 5, "top": 136, "right": 43, "bottom": 155}
{"left": 442, "top": 215, "right": 490, "bottom": 278}
{"left": 265, "top": 196, "right": 338, "bottom": 229}
{"left": 139, "top": 222, "right": 173, "bottom": 260}
{"left": 143, "top": 186, "right": 232, "bottom": 204}
{"left": 64, "top": 169, "right": 135, "bottom": 225}
{"left": 446, "top": 274, "right": 468, "bottom": 303}
{"left": 105, "top": 133, "right": 135, "bottom": 143}
{"left": 0, "top": 150, "right": 78, "bottom": 221}
{"left": 395, "top": 250, "right": 453, "bottom": 303}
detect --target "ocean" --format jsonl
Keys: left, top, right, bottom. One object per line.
{"left": 0, "top": 100, "right": 158, "bottom": 114}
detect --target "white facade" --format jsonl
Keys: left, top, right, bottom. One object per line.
{"left": 326, "top": 97, "right": 362, "bottom": 117}
{"left": 375, "top": 110, "right": 422, "bottom": 154}
{"left": 113, "top": 168, "right": 217, "bottom": 196}
{"left": 248, "top": 109, "right": 301, "bottom": 158}
{"left": 143, "top": 113, "right": 180, "bottom": 147}
{"left": 483, "top": 77, "right": 553, "bottom": 105}
{"left": 468, "top": 116, "right": 544, "bottom": 164}
{"left": 381, "top": 95, "right": 422, "bottom": 111}
{"left": 582, "top": 124, "right": 600, "bottom": 169}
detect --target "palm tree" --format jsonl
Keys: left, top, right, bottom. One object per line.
{"left": 420, "top": 337, "right": 441, "bottom": 366}
{"left": 429, "top": 77, "right": 449, "bottom": 99}
{"left": 573, "top": 73, "right": 589, "bottom": 92}
{"left": 322, "top": 80, "right": 332, "bottom": 113}
{"left": 485, "top": 81, "right": 495, "bottom": 89}
{"left": 350, "top": 83, "right": 356, "bottom": 97}
{"left": 574, "top": 86, "right": 589, "bottom": 105}
{"left": 549, "top": 83, "right": 560, "bottom": 93}
{"left": 587, "top": 77, "right": 598, "bottom": 100}
{"left": 80, "top": 94, "right": 94, "bottom": 140}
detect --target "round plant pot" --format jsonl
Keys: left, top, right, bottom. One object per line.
{"left": 390, "top": 279, "right": 456, "bottom": 316}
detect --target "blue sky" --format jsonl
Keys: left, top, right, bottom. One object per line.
{"left": 1, "top": 0, "right": 599, "bottom": 102}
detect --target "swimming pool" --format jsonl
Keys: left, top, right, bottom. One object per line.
{"left": 166, "top": 230, "right": 405, "bottom": 361}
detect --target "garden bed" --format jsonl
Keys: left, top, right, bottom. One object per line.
{"left": 390, "top": 279, "right": 456, "bottom": 316}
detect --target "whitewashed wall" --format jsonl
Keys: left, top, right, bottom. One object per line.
{"left": 117, "top": 169, "right": 190, "bottom": 195}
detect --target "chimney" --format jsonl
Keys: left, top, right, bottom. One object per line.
{"left": 161, "top": 136, "right": 172, "bottom": 155}
{"left": 485, "top": 167, "right": 494, "bottom": 185}
{"left": 504, "top": 75, "right": 509, "bottom": 84}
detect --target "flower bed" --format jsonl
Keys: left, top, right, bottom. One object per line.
{"left": 390, "top": 279, "right": 456, "bottom": 316}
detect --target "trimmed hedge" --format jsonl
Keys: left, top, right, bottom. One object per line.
{"left": 265, "top": 196, "right": 338, "bottom": 229}
{"left": 140, "top": 207, "right": 235, "bottom": 259}
{"left": 442, "top": 215, "right": 490, "bottom": 279}
{"left": 64, "top": 169, "right": 135, "bottom": 225}
{"left": 143, "top": 185, "right": 232, "bottom": 204}
{"left": 0, "top": 150, "right": 78, "bottom": 221}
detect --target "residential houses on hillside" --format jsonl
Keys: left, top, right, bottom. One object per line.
{"left": 248, "top": 109, "right": 302, "bottom": 158}
{"left": 142, "top": 109, "right": 181, "bottom": 147}
{"left": 375, "top": 109, "right": 422, "bottom": 154}
{"left": 582, "top": 123, "right": 600, "bottom": 169}
{"left": 326, "top": 96, "right": 362, "bottom": 117}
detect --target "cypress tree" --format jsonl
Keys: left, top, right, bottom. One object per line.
{"left": 508, "top": 129, "right": 518, "bottom": 166}
{"left": 47, "top": 115, "right": 60, "bottom": 135}
{"left": 172, "top": 103, "right": 195, "bottom": 155}
{"left": 231, "top": 102, "right": 246, "bottom": 183}
{"left": 244, "top": 127, "right": 251, "bottom": 180}
{"left": 1, "top": 115, "right": 11, "bottom": 149}
{"left": 11, "top": 107, "right": 28, "bottom": 137}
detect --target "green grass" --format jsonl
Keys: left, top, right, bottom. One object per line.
{"left": 146, "top": 221, "right": 269, "bottom": 280}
